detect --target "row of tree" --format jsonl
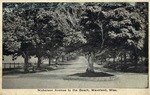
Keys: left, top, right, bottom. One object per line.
{"left": 3, "top": 2, "right": 148, "bottom": 73}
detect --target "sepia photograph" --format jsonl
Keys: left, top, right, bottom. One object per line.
{"left": 2, "top": 2, "right": 149, "bottom": 89}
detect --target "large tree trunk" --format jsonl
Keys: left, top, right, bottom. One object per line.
{"left": 23, "top": 52, "right": 29, "bottom": 72}
{"left": 86, "top": 52, "right": 95, "bottom": 73}
{"left": 37, "top": 55, "right": 42, "bottom": 68}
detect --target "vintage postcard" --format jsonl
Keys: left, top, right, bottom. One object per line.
{"left": 0, "top": 0, "right": 149, "bottom": 95}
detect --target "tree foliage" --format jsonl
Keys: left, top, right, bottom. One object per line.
{"left": 3, "top": 2, "right": 148, "bottom": 72}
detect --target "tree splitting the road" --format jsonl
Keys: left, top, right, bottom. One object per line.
{"left": 80, "top": 4, "right": 146, "bottom": 72}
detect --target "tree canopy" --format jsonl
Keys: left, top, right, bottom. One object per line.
{"left": 3, "top": 2, "right": 148, "bottom": 72}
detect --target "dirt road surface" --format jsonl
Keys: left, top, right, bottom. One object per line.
{"left": 2, "top": 56, "right": 148, "bottom": 88}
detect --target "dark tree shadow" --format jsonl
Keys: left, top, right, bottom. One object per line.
{"left": 68, "top": 72, "right": 114, "bottom": 77}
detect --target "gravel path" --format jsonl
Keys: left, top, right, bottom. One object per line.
{"left": 2, "top": 56, "right": 148, "bottom": 88}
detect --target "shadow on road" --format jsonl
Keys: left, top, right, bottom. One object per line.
{"left": 68, "top": 72, "right": 114, "bottom": 77}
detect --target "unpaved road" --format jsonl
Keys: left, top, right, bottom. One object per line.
{"left": 2, "top": 56, "right": 148, "bottom": 88}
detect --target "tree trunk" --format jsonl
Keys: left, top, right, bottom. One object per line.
{"left": 55, "top": 57, "right": 59, "bottom": 65}
{"left": 101, "top": 58, "right": 103, "bottom": 65}
{"left": 132, "top": 48, "right": 139, "bottom": 72}
{"left": 123, "top": 51, "right": 127, "bottom": 71}
{"left": 49, "top": 57, "right": 51, "bottom": 65}
{"left": 67, "top": 56, "right": 69, "bottom": 61}
{"left": 113, "top": 56, "right": 115, "bottom": 63}
{"left": 62, "top": 55, "right": 64, "bottom": 62}
{"left": 134, "top": 53, "right": 138, "bottom": 71}
{"left": 23, "top": 52, "right": 29, "bottom": 72}
{"left": 37, "top": 55, "right": 42, "bottom": 68}
{"left": 120, "top": 54, "right": 123, "bottom": 71}
{"left": 2, "top": 56, "right": 4, "bottom": 61}
{"left": 104, "top": 58, "right": 106, "bottom": 61}
{"left": 130, "top": 54, "right": 134, "bottom": 63}
{"left": 86, "top": 52, "right": 95, "bottom": 73}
